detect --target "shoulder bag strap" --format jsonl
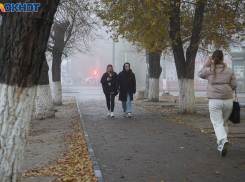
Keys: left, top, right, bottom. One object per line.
{"left": 235, "top": 89, "right": 238, "bottom": 102}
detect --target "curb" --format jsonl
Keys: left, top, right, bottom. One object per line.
{"left": 75, "top": 96, "right": 104, "bottom": 182}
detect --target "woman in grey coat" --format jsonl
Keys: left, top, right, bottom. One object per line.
{"left": 198, "top": 50, "right": 237, "bottom": 157}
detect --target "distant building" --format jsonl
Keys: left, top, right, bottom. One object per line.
{"left": 231, "top": 47, "right": 245, "bottom": 92}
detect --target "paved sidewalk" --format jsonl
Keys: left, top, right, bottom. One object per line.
{"left": 76, "top": 92, "right": 245, "bottom": 182}
{"left": 133, "top": 96, "right": 245, "bottom": 149}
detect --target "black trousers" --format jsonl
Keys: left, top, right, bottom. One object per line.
{"left": 105, "top": 93, "right": 115, "bottom": 112}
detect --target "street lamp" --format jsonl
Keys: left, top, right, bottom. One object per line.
{"left": 66, "top": 47, "right": 71, "bottom": 92}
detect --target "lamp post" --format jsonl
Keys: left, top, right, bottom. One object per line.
{"left": 66, "top": 48, "right": 70, "bottom": 92}
{"left": 112, "top": 28, "right": 116, "bottom": 67}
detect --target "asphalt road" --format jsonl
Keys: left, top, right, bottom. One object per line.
{"left": 64, "top": 86, "right": 245, "bottom": 182}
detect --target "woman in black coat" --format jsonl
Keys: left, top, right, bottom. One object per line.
{"left": 100, "top": 64, "right": 118, "bottom": 117}
{"left": 116, "top": 62, "right": 136, "bottom": 117}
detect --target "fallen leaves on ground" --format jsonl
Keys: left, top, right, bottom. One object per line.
{"left": 137, "top": 96, "right": 216, "bottom": 135}
{"left": 22, "top": 109, "right": 97, "bottom": 182}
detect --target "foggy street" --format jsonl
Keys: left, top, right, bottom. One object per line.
{"left": 63, "top": 86, "right": 245, "bottom": 182}
{"left": 1, "top": 1, "right": 245, "bottom": 181}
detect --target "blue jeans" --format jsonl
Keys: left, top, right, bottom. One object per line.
{"left": 122, "top": 92, "right": 131, "bottom": 113}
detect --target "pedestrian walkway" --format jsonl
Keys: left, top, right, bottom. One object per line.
{"left": 76, "top": 90, "right": 245, "bottom": 182}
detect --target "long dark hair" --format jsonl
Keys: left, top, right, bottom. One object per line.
{"left": 106, "top": 64, "right": 114, "bottom": 72}
{"left": 210, "top": 50, "right": 226, "bottom": 80}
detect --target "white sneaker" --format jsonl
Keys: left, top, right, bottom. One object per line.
{"left": 123, "top": 112, "right": 127, "bottom": 117}
{"left": 108, "top": 110, "right": 111, "bottom": 116}
{"left": 110, "top": 112, "right": 114, "bottom": 117}
{"left": 127, "top": 113, "right": 131, "bottom": 117}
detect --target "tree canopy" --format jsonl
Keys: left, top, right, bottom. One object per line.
{"left": 95, "top": 0, "right": 245, "bottom": 54}
{"left": 47, "top": 0, "right": 100, "bottom": 58}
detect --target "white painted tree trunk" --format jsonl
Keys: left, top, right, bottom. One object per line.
{"left": 0, "top": 84, "right": 37, "bottom": 181}
{"left": 35, "top": 84, "right": 55, "bottom": 119}
{"left": 178, "top": 79, "right": 196, "bottom": 114}
{"left": 52, "top": 81, "right": 62, "bottom": 106}
{"left": 148, "top": 78, "right": 159, "bottom": 102}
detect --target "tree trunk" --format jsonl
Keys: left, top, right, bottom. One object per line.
{"left": 52, "top": 21, "right": 70, "bottom": 106}
{"left": 169, "top": 0, "right": 205, "bottom": 114}
{"left": 148, "top": 78, "right": 160, "bottom": 101}
{"left": 146, "top": 73, "right": 149, "bottom": 97}
{"left": 178, "top": 78, "right": 196, "bottom": 113}
{"left": 148, "top": 51, "right": 162, "bottom": 102}
{"left": 35, "top": 55, "right": 55, "bottom": 119}
{"left": 0, "top": 1, "right": 59, "bottom": 181}
{"left": 146, "top": 51, "right": 149, "bottom": 97}
{"left": 52, "top": 81, "right": 62, "bottom": 105}
{"left": 52, "top": 52, "right": 62, "bottom": 106}
{"left": 162, "top": 58, "right": 167, "bottom": 90}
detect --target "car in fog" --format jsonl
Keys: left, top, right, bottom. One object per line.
{"left": 62, "top": 77, "right": 73, "bottom": 86}
{"left": 85, "top": 77, "right": 97, "bottom": 85}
